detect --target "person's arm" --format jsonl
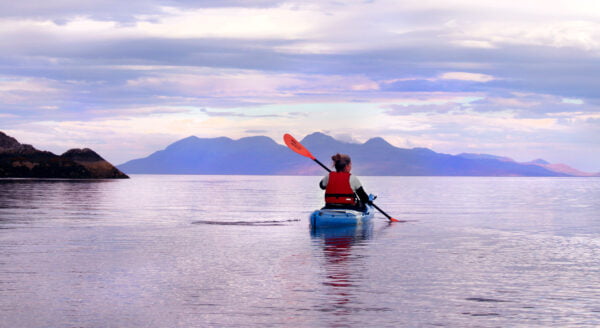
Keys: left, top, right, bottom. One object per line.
{"left": 355, "top": 186, "right": 370, "bottom": 205}
{"left": 319, "top": 175, "right": 328, "bottom": 190}
{"left": 350, "top": 176, "right": 371, "bottom": 204}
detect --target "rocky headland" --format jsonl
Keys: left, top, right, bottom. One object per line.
{"left": 0, "top": 131, "right": 128, "bottom": 179}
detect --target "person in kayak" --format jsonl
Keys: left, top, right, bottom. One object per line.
{"left": 319, "top": 153, "right": 371, "bottom": 210}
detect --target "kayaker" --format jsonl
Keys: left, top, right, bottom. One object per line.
{"left": 319, "top": 153, "right": 371, "bottom": 210}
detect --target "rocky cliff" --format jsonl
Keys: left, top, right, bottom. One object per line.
{"left": 0, "top": 131, "right": 128, "bottom": 179}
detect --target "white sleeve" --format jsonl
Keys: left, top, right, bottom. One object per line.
{"left": 349, "top": 175, "right": 363, "bottom": 191}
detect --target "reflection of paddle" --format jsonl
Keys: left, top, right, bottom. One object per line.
{"left": 284, "top": 133, "right": 403, "bottom": 223}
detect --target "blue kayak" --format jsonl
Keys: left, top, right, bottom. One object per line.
{"left": 309, "top": 205, "right": 374, "bottom": 228}
{"left": 310, "top": 194, "right": 377, "bottom": 228}
{"left": 309, "top": 194, "right": 376, "bottom": 228}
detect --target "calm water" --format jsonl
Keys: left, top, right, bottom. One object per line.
{"left": 1, "top": 175, "right": 599, "bottom": 327}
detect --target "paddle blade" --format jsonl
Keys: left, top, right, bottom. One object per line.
{"left": 389, "top": 217, "right": 405, "bottom": 223}
{"left": 283, "top": 134, "right": 315, "bottom": 160}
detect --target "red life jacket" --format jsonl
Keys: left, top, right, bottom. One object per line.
{"left": 325, "top": 172, "right": 357, "bottom": 205}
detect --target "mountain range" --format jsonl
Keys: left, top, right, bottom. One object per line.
{"left": 0, "top": 131, "right": 128, "bottom": 179}
{"left": 118, "top": 132, "right": 598, "bottom": 177}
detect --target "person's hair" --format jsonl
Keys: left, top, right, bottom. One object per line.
{"left": 332, "top": 153, "right": 351, "bottom": 172}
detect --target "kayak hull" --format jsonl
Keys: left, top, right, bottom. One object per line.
{"left": 309, "top": 205, "right": 374, "bottom": 228}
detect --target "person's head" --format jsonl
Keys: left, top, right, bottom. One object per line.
{"left": 332, "top": 153, "right": 352, "bottom": 172}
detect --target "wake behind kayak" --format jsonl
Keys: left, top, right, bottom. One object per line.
{"left": 192, "top": 219, "right": 300, "bottom": 226}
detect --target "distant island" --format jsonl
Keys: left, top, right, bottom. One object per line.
{"left": 0, "top": 131, "right": 128, "bottom": 179}
{"left": 118, "top": 132, "right": 598, "bottom": 177}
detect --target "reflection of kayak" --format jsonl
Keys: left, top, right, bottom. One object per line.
{"left": 309, "top": 204, "right": 374, "bottom": 228}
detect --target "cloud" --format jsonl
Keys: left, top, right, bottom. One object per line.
{"left": 244, "top": 129, "right": 269, "bottom": 134}
{"left": 0, "top": 76, "right": 63, "bottom": 101}
{"left": 0, "top": 1, "right": 285, "bottom": 22}
{"left": 470, "top": 93, "right": 600, "bottom": 118}
{"left": 562, "top": 98, "right": 584, "bottom": 105}
{"left": 439, "top": 72, "right": 495, "bottom": 82}
{"left": 382, "top": 92, "right": 600, "bottom": 119}
{"left": 384, "top": 103, "right": 464, "bottom": 115}
{"left": 199, "top": 108, "right": 281, "bottom": 118}
{"left": 88, "top": 106, "right": 193, "bottom": 116}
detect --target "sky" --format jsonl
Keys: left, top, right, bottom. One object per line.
{"left": 1, "top": 0, "right": 599, "bottom": 172}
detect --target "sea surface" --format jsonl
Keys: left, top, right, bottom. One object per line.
{"left": 1, "top": 175, "right": 599, "bottom": 327}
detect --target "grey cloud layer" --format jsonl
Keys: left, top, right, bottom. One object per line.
{"left": 4, "top": 17, "right": 599, "bottom": 92}
{"left": 0, "top": 0, "right": 282, "bottom": 21}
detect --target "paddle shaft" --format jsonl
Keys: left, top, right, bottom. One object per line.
{"left": 314, "top": 159, "right": 331, "bottom": 173}
{"left": 369, "top": 202, "right": 396, "bottom": 222}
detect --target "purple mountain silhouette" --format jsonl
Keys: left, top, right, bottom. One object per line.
{"left": 117, "top": 132, "right": 596, "bottom": 176}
